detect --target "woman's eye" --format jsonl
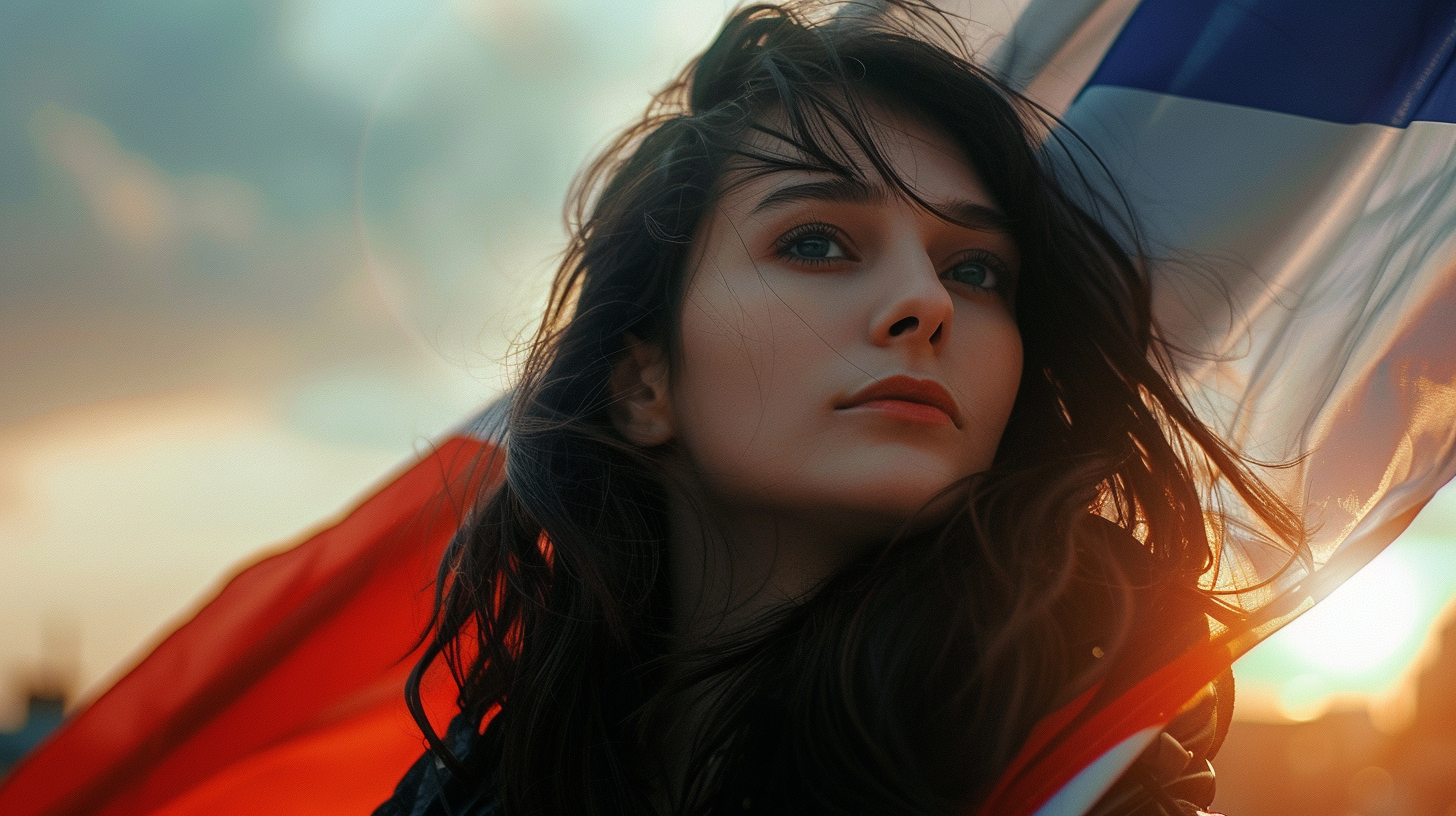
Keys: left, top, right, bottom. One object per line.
{"left": 944, "top": 252, "right": 1007, "bottom": 292}
{"left": 790, "top": 236, "right": 841, "bottom": 259}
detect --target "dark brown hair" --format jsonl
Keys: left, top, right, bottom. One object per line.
{"left": 405, "top": 3, "right": 1302, "bottom": 813}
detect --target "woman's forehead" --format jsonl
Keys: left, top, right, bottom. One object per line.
{"left": 722, "top": 108, "right": 1002, "bottom": 226}
{"left": 721, "top": 174, "right": 1010, "bottom": 246}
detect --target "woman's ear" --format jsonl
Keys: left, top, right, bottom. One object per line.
{"left": 609, "top": 335, "right": 675, "bottom": 447}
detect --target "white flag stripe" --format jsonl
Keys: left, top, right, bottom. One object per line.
{"left": 1029, "top": 727, "right": 1162, "bottom": 816}
{"left": 1062, "top": 86, "right": 1456, "bottom": 614}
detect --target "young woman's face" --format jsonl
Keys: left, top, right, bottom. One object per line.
{"left": 667, "top": 107, "right": 1023, "bottom": 546}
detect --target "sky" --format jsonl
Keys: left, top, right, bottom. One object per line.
{"left": 0, "top": 0, "right": 743, "bottom": 726}
{"left": 0, "top": 0, "right": 1450, "bottom": 732}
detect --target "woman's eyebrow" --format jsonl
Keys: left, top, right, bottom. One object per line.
{"left": 751, "top": 177, "right": 887, "bottom": 213}
{"left": 750, "top": 176, "right": 1012, "bottom": 234}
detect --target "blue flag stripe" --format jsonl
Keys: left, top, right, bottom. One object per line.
{"left": 1084, "top": 0, "right": 1456, "bottom": 126}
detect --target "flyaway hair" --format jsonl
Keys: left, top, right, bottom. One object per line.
{"left": 13, "top": 2, "right": 1456, "bottom": 815}
{"left": 406, "top": 3, "right": 1303, "bottom": 813}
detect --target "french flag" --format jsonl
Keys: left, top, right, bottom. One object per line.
{"left": 5, "top": 2, "right": 1456, "bottom": 814}
{"left": 985, "top": 1, "right": 1456, "bottom": 812}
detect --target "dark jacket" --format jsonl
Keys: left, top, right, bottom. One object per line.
{"left": 373, "top": 672, "right": 1230, "bottom": 816}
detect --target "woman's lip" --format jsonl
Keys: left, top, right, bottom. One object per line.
{"left": 847, "top": 399, "right": 956, "bottom": 426}
{"left": 836, "top": 375, "right": 962, "bottom": 427}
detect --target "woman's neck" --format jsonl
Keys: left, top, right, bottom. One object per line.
{"left": 664, "top": 492, "right": 865, "bottom": 647}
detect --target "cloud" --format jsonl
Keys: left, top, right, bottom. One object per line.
{"left": 32, "top": 105, "right": 181, "bottom": 253}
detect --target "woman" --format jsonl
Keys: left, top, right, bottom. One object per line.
{"left": 378, "top": 2, "right": 1302, "bottom": 814}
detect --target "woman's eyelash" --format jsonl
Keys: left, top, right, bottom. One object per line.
{"left": 774, "top": 222, "right": 851, "bottom": 264}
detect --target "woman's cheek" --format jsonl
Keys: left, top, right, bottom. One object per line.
{"left": 671, "top": 271, "right": 844, "bottom": 503}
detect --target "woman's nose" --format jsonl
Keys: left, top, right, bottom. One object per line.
{"left": 869, "top": 249, "right": 953, "bottom": 349}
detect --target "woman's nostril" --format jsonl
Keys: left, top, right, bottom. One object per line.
{"left": 889, "top": 316, "right": 919, "bottom": 336}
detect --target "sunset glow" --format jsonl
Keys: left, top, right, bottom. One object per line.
{"left": 1278, "top": 550, "right": 1421, "bottom": 674}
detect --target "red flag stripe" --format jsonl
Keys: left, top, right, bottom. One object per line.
{"left": 0, "top": 436, "right": 495, "bottom": 816}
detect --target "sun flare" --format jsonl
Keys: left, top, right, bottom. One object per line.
{"left": 1272, "top": 549, "right": 1420, "bottom": 675}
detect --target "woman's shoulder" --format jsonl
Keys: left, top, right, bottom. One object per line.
{"left": 373, "top": 711, "right": 504, "bottom": 816}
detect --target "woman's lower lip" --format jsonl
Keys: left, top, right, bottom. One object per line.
{"left": 846, "top": 399, "right": 955, "bottom": 426}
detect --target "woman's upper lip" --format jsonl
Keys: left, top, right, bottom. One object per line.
{"left": 837, "top": 375, "right": 962, "bottom": 427}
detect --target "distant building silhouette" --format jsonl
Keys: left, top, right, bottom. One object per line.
{"left": 1378, "top": 597, "right": 1456, "bottom": 816}
{"left": 0, "top": 689, "right": 66, "bottom": 778}
{"left": 1215, "top": 596, "right": 1456, "bottom": 815}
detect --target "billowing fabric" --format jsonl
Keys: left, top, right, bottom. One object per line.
{"left": 3, "top": 2, "right": 1455, "bottom": 815}
{"left": 978, "top": 1, "right": 1456, "bottom": 812}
